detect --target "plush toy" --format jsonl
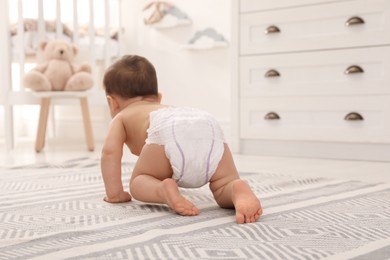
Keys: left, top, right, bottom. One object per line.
{"left": 23, "top": 39, "right": 93, "bottom": 91}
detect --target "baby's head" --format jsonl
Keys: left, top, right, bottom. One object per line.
{"left": 103, "top": 55, "right": 158, "bottom": 98}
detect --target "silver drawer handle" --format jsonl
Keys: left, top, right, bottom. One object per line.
{"left": 344, "top": 112, "right": 364, "bottom": 121}
{"left": 345, "top": 16, "right": 365, "bottom": 27}
{"left": 264, "top": 112, "right": 280, "bottom": 120}
{"left": 264, "top": 69, "right": 281, "bottom": 78}
{"left": 264, "top": 25, "right": 280, "bottom": 34}
{"left": 344, "top": 65, "right": 364, "bottom": 75}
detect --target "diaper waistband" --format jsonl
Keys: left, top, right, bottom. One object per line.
{"left": 146, "top": 107, "right": 225, "bottom": 145}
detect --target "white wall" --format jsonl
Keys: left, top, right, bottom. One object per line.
{"left": 121, "top": 0, "right": 232, "bottom": 135}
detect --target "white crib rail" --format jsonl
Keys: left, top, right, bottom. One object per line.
{"left": 104, "top": 1, "right": 111, "bottom": 70}
{"left": 17, "top": 0, "right": 25, "bottom": 83}
{"left": 0, "top": 0, "right": 14, "bottom": 150}
{"left": 87, "top": 0, "right": 97, "bottom": 83}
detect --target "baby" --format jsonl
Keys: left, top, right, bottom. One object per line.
{"left": 101, "top": 55, "right": 262, "bottom": 224}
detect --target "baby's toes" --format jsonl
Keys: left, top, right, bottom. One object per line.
{"left": 248, "top": 215, "right": 258, "bottom": 223}
{"left": 192, "top": 207, "right": 200, "bottom": 215}
{"left": 236, "top": 212, "right": 245, "bottom": 224}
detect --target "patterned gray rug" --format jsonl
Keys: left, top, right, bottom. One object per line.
{"left": 0, "top": 157, "right": 389, "bottom": 260}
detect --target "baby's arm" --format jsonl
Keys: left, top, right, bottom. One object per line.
{"left": 101, "top": 116, "right": 132, "bottom": 203}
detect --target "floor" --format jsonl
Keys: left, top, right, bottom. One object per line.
{"left": 1, "top": 140, "right": 390, "bottom": 183}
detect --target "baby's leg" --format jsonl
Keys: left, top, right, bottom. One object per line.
{"left": 209, "top": 144, "right": 262, "bottom": 224}
{"left": 130, "top": 144, "right": 199, "bottom": 216}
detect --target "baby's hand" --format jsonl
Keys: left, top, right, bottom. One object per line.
{"left": 104, "top": 191, "right": 132, "bottom": 203}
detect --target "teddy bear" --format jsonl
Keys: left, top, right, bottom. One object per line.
{"left": 23, "top": 39, "right": 93, "bottom": 91}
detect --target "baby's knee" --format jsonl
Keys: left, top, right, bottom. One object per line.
{"left": 129, "top": 177, "right": 140, "bottom": 198}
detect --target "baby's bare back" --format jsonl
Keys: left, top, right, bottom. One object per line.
{"left": 120, "top": 102, "right": 168, "bottom": 155}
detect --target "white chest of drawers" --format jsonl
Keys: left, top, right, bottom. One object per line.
{"left": 231, "top": 0, "right": 390, "bottom": 161}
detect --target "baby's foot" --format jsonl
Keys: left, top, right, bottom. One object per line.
{"left": 161, "top": 179, "right": 200, "bottom": 216}
{"left": 232, "top": 180, "right": 262, "bottom": 224}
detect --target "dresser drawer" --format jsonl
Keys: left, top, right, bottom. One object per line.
{"left": 240, "top": 46, "right": 390, "bottom": 97}
{"left": 240, "top": 96, "right": 390, "bottom": 143}
{"left": 240, "top": 0, "right": 390, "bottom": 55}
{"left": 240, "top": 0, "right": 347, "bottom": 13}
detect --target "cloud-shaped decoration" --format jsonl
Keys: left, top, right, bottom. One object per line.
{"left": 182, "top": 27, "right": 228, "bottom": 50}
{"left": 165, "top": 6, "right": 190, "bottom": 21}
{"left": 144, "top": 3, "right": 191, "bottom": 29}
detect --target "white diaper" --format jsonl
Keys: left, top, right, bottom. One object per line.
{"left": 146, "top": 107, "right": 225, "bottom": 188}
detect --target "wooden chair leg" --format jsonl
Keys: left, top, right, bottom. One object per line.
{"left": 80, "top": 97, "right": 95, "bottom": 151}
{"left": 35, "top": 97, "right": 51, "bottom": 153}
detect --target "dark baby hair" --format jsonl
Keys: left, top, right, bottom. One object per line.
{"left": 103, "top": 55, "right": 158, "bottom": 98}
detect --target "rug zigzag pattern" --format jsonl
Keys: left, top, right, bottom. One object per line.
{"left": 0, "top": 158, "right": 390, "bottom": 259}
